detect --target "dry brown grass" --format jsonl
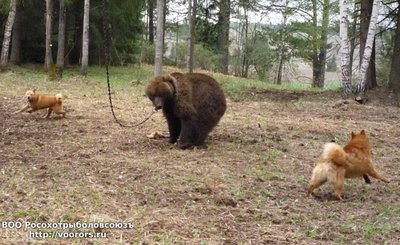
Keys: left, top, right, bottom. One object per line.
{"left": 1, "top": 68, "right": 399, "bottom": 244}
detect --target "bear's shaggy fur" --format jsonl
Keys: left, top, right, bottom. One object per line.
{"left": 146, "top": 72, "right": 227, "bottom": 149}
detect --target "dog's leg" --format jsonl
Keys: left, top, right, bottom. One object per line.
{"left": 307, "top": 176, "right": 327, "bottom": 197}
{"left": 53, "top": 104, "right": 66, "bottom": 118}
{"left": 56, "top": 109, "right": 66, "bottom": 118}
{"left": 45, "top": 108, "right": 53, "bottom": 118}
{"left": 363, "top": 174, "right": 371, "bottom": 184}
{"left": 333, "top": 173, "right": 345, "bottom": 201}
{"left": 14, "top": 104, "right": 29, "bottom": 114}
{"left": 367, "top": 167, "right": 390, "bottom": 183}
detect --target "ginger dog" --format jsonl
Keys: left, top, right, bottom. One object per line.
{"left": 15, "top": 89, "right": 66, "bottom": 118}
{"left": 307, "top": 130, "right": 389, "bottom": 200}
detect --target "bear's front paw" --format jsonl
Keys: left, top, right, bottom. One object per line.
{"left": 169, "top": 138, "right": 178, "bottom": 144}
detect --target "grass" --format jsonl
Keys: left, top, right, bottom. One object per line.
{"left": 10, "top": 64, "right": 343, "bottom": 101}
{"left": 252, "top": 165, "right": 283, "bottom": 181}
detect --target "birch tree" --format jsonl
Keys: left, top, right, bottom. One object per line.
{"left": 81, "top": 0, "right": 90, "bottom": 75}
{"left": 0, "top": 0, "right": 17, "bottom": 70}
{"left": 339, "top": 0, "right": 352, "bottom": 98}
{"left": 360, "top": 0, "right": 377, "bottom": 90}
{"left": 154, "top": 0, "right": 165, "bottom": 76}
{"left": 45, "top": 0, "right": 54, "bottom": 70}
{"left": 355, "top": 0, "right": 380, "bottom": 94}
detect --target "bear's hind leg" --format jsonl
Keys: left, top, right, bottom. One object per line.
{"left": 178, "top": 119, "right": 196, "bottom": 149}
{"left": 193, "top": 126, "right": 211, "bottom": 146}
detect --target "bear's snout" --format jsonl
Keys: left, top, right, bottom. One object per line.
{"left": 154, "top": 97, "right": 163, "bottom": 110}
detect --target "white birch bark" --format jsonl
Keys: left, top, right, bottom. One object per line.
{"left": 339, "top": 0, "right": 352, "bottom": 98}
{"left": 355, "top": 0, "right": 380, "bottom": 93}
{"left": 0, "top": 0, "right": 17, "bottom": 69}
{"left": 81, "top": 0, "right": 90, "bottom": 75}
{"left": 154, "top": 0, "right": 164, "bottom": 76}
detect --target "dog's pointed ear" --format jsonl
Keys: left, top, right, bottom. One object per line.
{"left": 33, "top": 88, "right": 36, "bottom": 93}
{"left": 360, "top": 130, "right": 365, "bottom": 135}
{"left": 351, "top": 132, "right": 355, "bottom": 138}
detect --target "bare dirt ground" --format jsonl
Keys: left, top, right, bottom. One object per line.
{"left": 1, "top": 70, "right": 400, "bottom": 244}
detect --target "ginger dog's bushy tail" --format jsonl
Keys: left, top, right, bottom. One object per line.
{"left": 321, "top": 143, "right": 347, "bottom": 166}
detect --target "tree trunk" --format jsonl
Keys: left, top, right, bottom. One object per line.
{"left": 148, "top": 0, "right": 155, "bottom": 44}
{"left": 10, "top": 3, "right": 21, "bottom": 65}
{"left": 349, "top": 1, "right": 359, "bottom": 79}
{"left": 339, "top": 0, "right": 352, "bottom": 98}
{"left": 311, "top": 0, "right": 318, "bottom": 87}
{"left": 45, "top": 0, "right": 54, "bottom": 70}
{"left": 0, "top": 0, "right": 17, "bottom": 70}
{"left": 312, "top": 0, "right": 330, "bottom": 88}
{"left": 241, "top": 6, "right": 249, "bottom": 78}
{"left": 81, "top": 0, "right": 90, "bottom": 76}
{"left": 234, "top": 21, "right": 242, "bottom": 77}
{"left": 355, "top": 0, "right": 380, "bottom": 93}
{"left": 275, "top": 0, "right": 289, "bottom": 85}
{"left": 187, "top": 0, "right": 197, "bottom": 73}
{"left": 276, "top": 57, "right": 284, "bottom": 85}
{"left": 175, "top": 21, "right": 179, "bottom": 66}
{"left": 312, "top": 54, "right": 328, "bottom": 88}
{"left": 360, "top": 0, "right": 377, "bottom": 90}
{"left": 154, "top": 0, "right": 165, "bottom": 76}
{"left": 389, "top": 2, "right": 400, "bottom": 93}
{"left": 56, "top": 0, "right": 66, "bottom": 76}
{"left": 217, "top": 0, "right": 230, "bottom": 74}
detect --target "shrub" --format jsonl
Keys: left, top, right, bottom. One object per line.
{"left": 174, "top": 42, "right": 218, "bottom": 71}
{"left": 139, "top": 42, "right": 155, "bottom": 65}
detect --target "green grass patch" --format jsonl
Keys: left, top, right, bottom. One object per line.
{"left": 4, "top": 64, "right": 343, "bottom": 102}
{"left": 252, "top": 165, "right": 283, "bottom": 181}
{"left": 155, "top": 232, "right": 176, "bottom": 245}
{"left": 338, "top": 205, "right": 400, "bottom": 243}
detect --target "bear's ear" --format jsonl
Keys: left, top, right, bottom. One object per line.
{"left": 162, "top": 74, "right": 178, "bottom": 88}
{"left": 351, "top": 132, "right": 355, "bottom": 138}
{"left": 161, "top": 75, "right": 170, "bottom": 81}
{"left": 360, "top": 129, "right": 365, "bottom": 135}
{"left": 169, "top": 72, "right": 184, "bottom": 80}
{"left": 162, "top": 74, "right": 177, "bottom": 83}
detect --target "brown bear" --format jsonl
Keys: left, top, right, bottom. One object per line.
{"left": 145, "top": 72, "right": 227, "bottom": 149}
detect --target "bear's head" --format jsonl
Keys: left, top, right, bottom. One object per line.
{"left": 146, "top": 75, "right": 177, "bottom": 110}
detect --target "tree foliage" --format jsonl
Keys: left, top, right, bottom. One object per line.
{"left": 101, "top": 0, "right": 145, "bottom": 64}
{"left": 0, "top": 0, "right": 144, "bottom": 66}
{"left": 0, "top": 0, "right": 399, "bottom": 95}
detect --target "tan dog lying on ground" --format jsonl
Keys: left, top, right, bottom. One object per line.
{"left": 15, "top": 89, "right": 66, "bottom": 118}
{"left": 307, "top": 130, "right": 389, "bottom": 200}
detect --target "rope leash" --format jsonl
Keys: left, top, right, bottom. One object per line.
{"left": 102, "top": 0, "right": 156, "bottom": 128}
